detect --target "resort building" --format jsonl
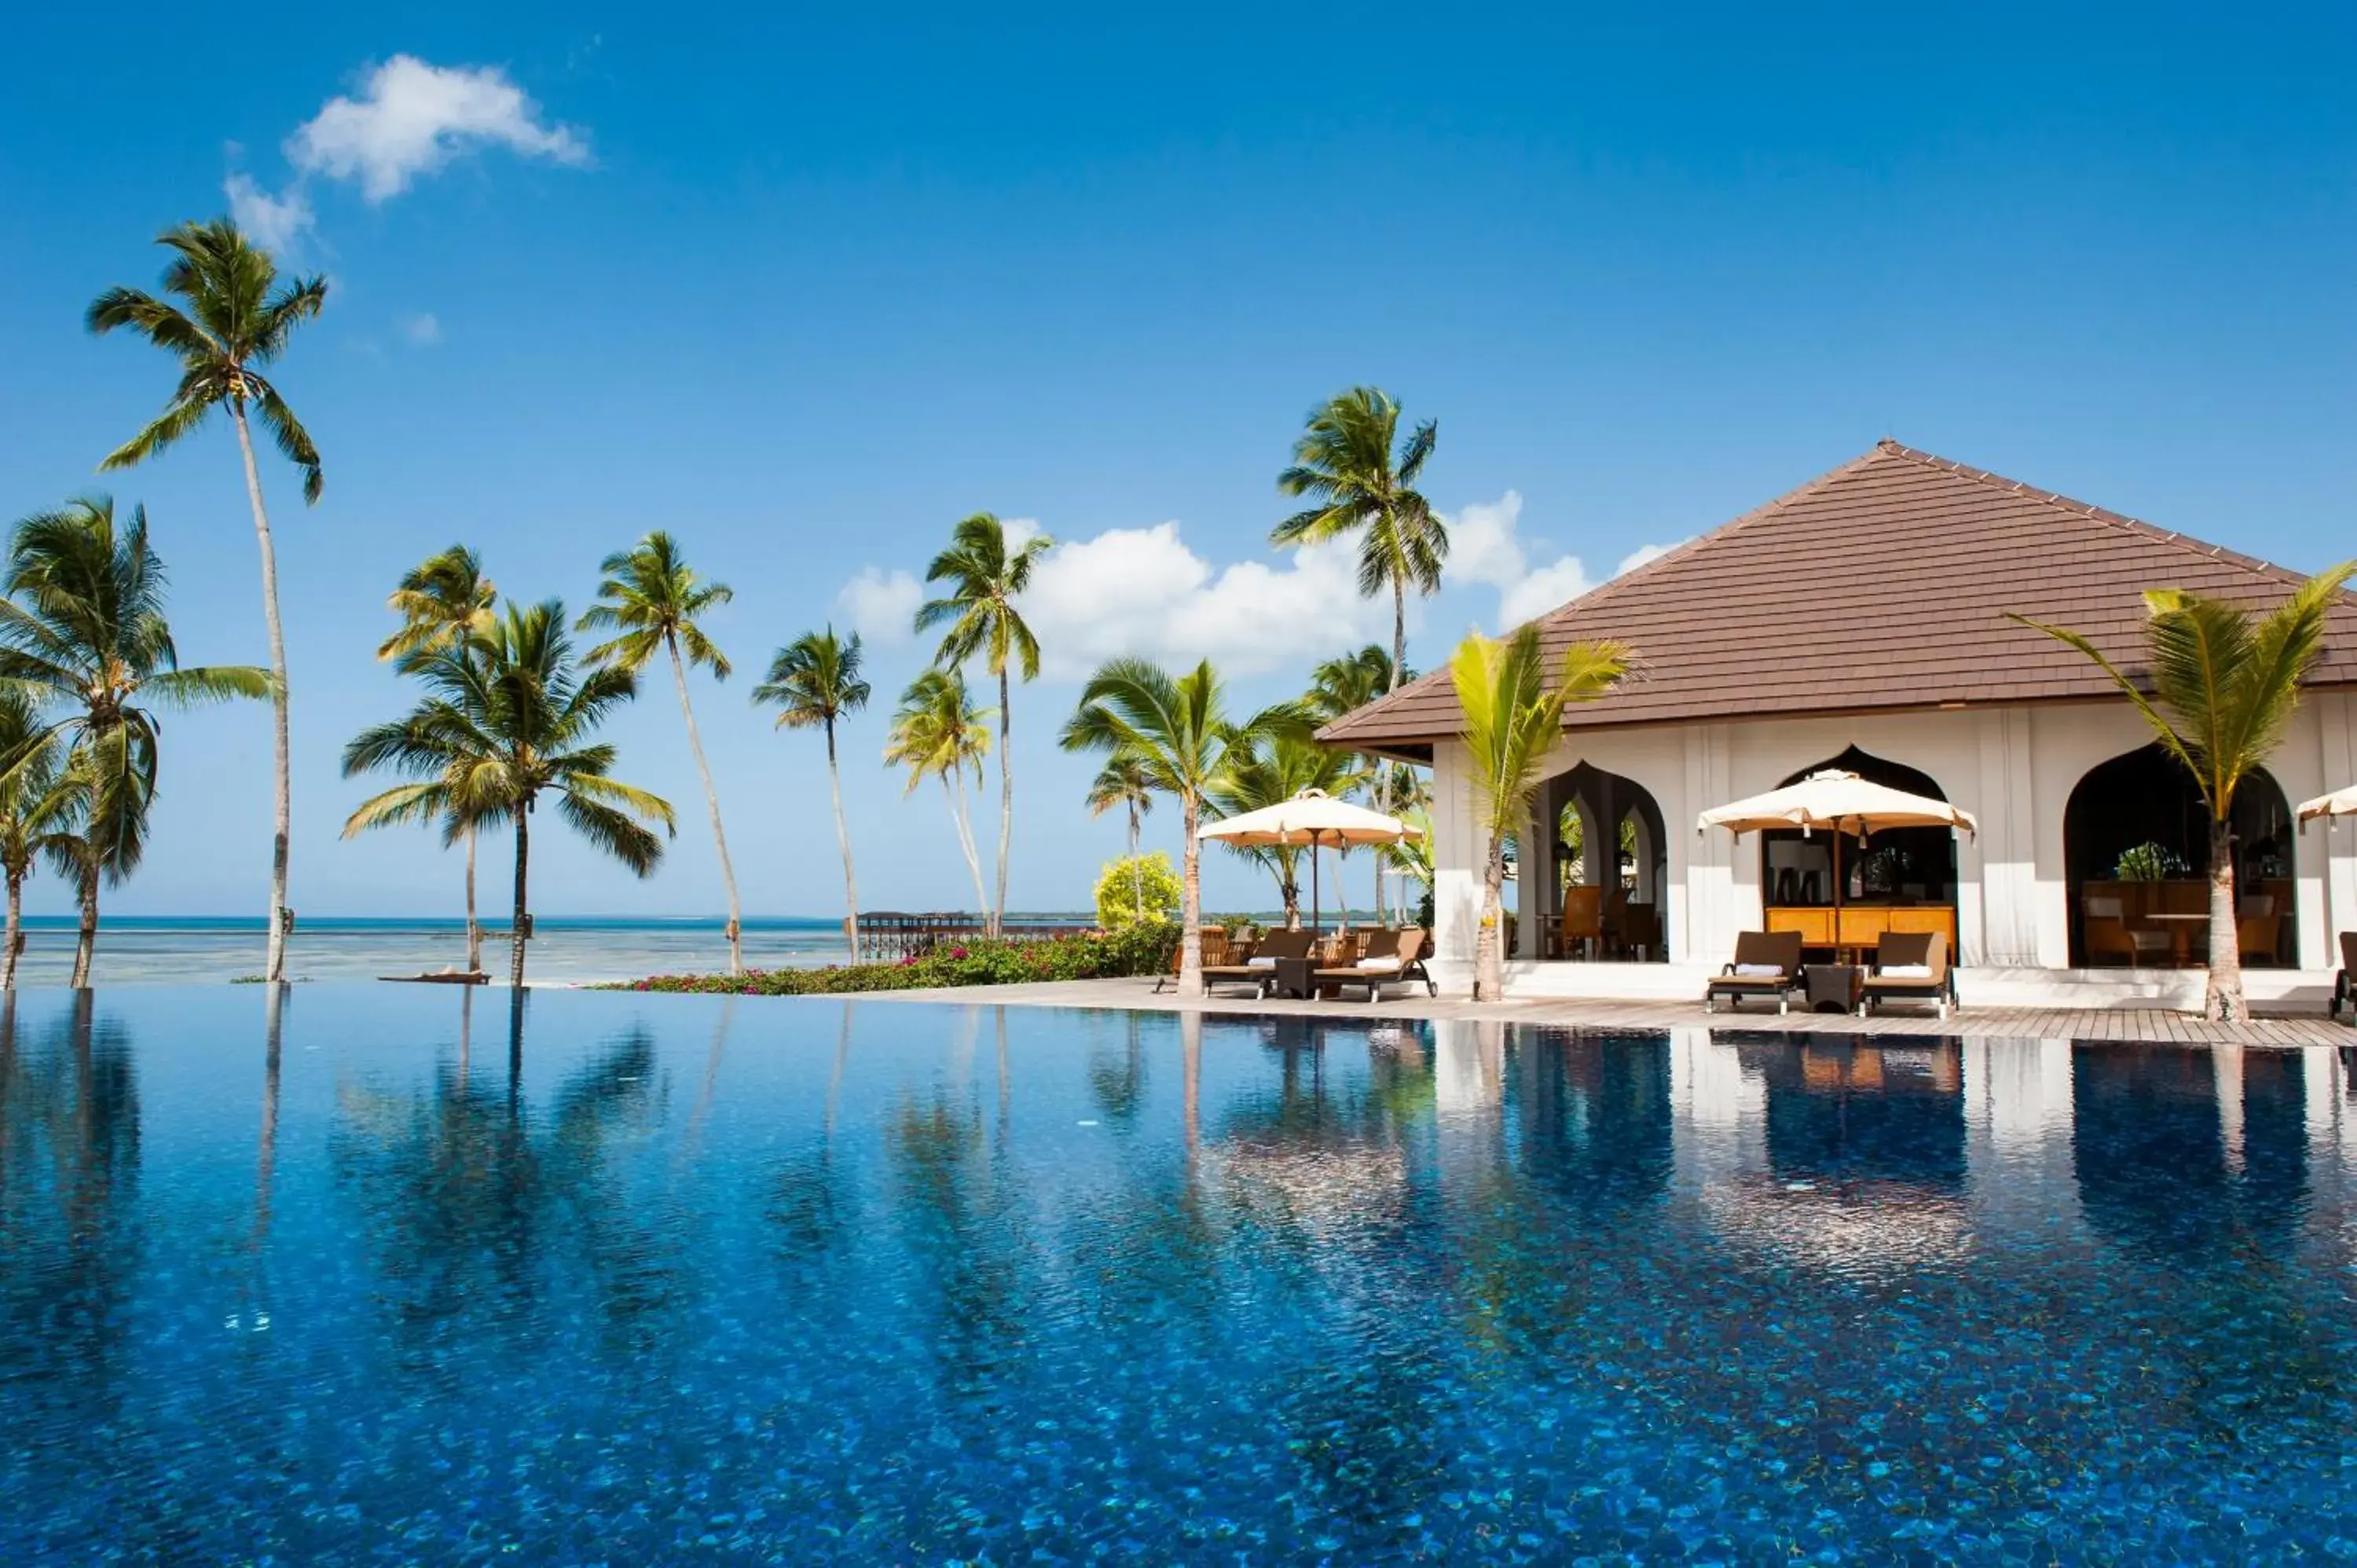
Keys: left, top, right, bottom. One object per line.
{"left": 1321, "top": 441, "right": 2357, "bottom": 1008}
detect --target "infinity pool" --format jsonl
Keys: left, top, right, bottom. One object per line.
{"left": 5, "top": 987, "right": 2355, "bottom": 1561}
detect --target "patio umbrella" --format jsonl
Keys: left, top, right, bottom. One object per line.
{"left": 1697, "top": 770, "right": 1977, "bottom": 952}
{"left": 2297, "top": 786, "right": 2357, "bottom": 825}
{"left": 1198, "top": 789, "right": 1420, "bottom": 940}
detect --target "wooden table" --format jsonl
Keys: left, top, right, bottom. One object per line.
{"left": 2146, "top": 911, "right": 2207, "bottom": 966}
{"left": 1267, "top": 955, "right": 1318, "bottom": 1001}
{"left": 1800, "top": 963, "right": 1864, "bottom": 1014}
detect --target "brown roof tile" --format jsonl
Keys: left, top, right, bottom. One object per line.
{"left": 1320, "top": 440, "right": 2357, "bottom": 751}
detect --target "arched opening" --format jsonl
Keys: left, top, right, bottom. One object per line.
{"left": 1514, "top": 762, "right": 1670, "bottom": 962}
{"left": 2063, "top": 743, "right": 2296, "bottom": 967}
{"left": 1760, "top": 746, "right": 1959, "bottom": 960}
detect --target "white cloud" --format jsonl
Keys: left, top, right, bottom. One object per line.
{"left": 224, "top": 173, "right": 314, "bottom": 256}
{"left": 289, "top": 55, "right": 589, "bottom": 201}
{"left": 834, "top": 568, "right": 923, "bottom": 648}
{"left": 1014, "top": 522, "right": 1392, "bottom": 680}
{"left": 1442, "top": 491, "right": 1687, "bottom": 631}
{"left": 401, "top": 312, "right": 442, "bottom": 346}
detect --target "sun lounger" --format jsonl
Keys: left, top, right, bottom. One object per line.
{"left": 2335, "top": 932, "right": 2357, "bottom": 1020}
{"left": 1203, "top": 928, "right": 1314, "bottom": 997}
{"left": 1311, "top": 928, "right": 1439, "bottom": 1002}
{"left": 1155, "top": 927, "right": 1242, "bottom": 993}
{"left": 1703, "top": 930, "right": 1802, "bottom": 1014}
{"left": 1860, "top": 930, "right": 1956, "bottom": 1019}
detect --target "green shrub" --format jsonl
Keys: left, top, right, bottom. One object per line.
{"left": 1093, "top": 852, "right": 1182, "bottom": 930}
{"left": 613, "top": 921, "right": 1179, "bottom": 998}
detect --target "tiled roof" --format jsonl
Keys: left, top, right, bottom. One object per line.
{"left": 1320, "top": 440, "right": 2357, "bottom": 752}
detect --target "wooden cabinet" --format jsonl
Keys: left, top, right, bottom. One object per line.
{"left": 1765, "top": 904, "right": 1956, "bottom": 954}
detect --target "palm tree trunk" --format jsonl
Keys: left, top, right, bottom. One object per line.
{"left": 2206, "top": 814, "right": 2243, "bottom": 1021}
{"left": 994, "top": 667, "right": 1012, "bottom": 938}
{"left": 2, "top": 871, "right": 20, "bottom": 991}
{"left": 944, "top": 774, "right": 990, "bottom": 915}
{"left": 510, "top": 805, "right": 531, "bottom": 990}
{"left": 1128, "top": 800, "right": 1142, "bottom": 920}
{"left": 826, "top": 721, "right": 860, "bottom": 963}
{"left": 464, "top": 826, "right": 481, "bottom": 973}
{"left": 71, "top": 860, "right": 96, "bottom": 989}
{"left": 1380, "top": 573, "right": 1409, "bottom": 921}
{"left": 668, "top": 636, "right": 744, "bottom": 975}
{"left": 230, "top": 404, "right": 294, "bottom": 986}
{"left": 1475, "top": 834, "right": 1508, "bottom": 1001}
{"left": 1180, "top": 795, "right": 1203, "bottom": 993}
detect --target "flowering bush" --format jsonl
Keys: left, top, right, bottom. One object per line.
{"left": 612, "top": 921, "right": 1178, "bottom": 997}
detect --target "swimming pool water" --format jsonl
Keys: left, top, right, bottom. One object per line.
{"left": 5, "top": 987, "right": 2356, "bottom": 1561}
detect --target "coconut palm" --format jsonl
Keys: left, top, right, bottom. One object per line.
{"left": 753, "top": 628, "right": 871, "bottom": 962}
{"left": 1059, "top": 659, "right": 1301, "bottom": 993}
{"left": 344, "top": 599, "right": 676, "bottom": 988}
{"left": 0, "top": 691, "right": 71, "bottom": 989}
{"left": 884, "top": 669, "right": 995, "bottom": 916}
{"left": 376, "top": 545, "right": 498, "bottom": 971}
{"left": 1272, "top": 390, "right": 1442, "bottom": 719}
{"left": 917, "top": 514, "right": 1052, "bottom": 934}
{"left": 1085, "top": 753, "right": 1156, "bottom": 920}
{"left": 1450, "top": 626, "right": 1629, "bottom": 1001}
{"left": 577, "top": 533, "right": 745, "bottom": 973}
{"left": 0, "top": 496, "right": 270, "bottom": 986}
{"left": 87, "top": 218, "right": 328, "bottom": 984}
{"left": 2009, "top": 563, "right": 2355, "bottom": 1020}
{"left": 1205, "top": 734, "right": 1357, "bottom": 927}
{"left": 1306, "top": 642, "right": 1416, "bottom": 912}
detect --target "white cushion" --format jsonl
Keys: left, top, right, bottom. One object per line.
{"left": 1247, "top": 956, "right": 1277, "bottom": 969}
{"left": 1880, "top": 963, "right": 1932, "bottom": 979}
{"left": 1355, "top": 957, "right": 1403, "bottom": 972}
{"left": 1732, "top": 963, "right": 1783, "bottom": 978}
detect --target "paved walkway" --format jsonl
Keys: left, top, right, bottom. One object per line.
{"left": 856, "top": 976, "right": 2357, "bottom": 1046}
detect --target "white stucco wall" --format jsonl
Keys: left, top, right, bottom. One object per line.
{"left": 1427, "top": 692, "right": 2357, "bottom": 975}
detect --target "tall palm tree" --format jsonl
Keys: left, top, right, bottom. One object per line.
{"left": 577, "top": 533, "right": 745, "bottom": 973}
{"left": 1450, "top": 626, "right": 1629, "bottom": 1001}
{"left": 2010, "top": 564, "right": 2354, "bottom": 1021}
{"left": 0, "top": 691, "right": 71, "bottom": 989}
{"left": 0, "top": 496, "right": 270, "bottom": 987}
{"left": 376, "top": 545, "right": 497, "bottom": 972}
{"left": 884, "top": 669, "right": 994, "bottom": 916}
{"left": 754, "top": 628, "right": 872, "bottom": 963}
{"left": 344, "top": 599, "right": 676, "bottom": 988}
{"left": 1206, "top": 734, "right": 1356, "bottom": 927}
{"left": 1085, "top": 753, "right": 1156, "bottom": 920}
{"left": 87, "top": 218, "right": 328, "bottom": 984}
{"left": 1059, "top": 658, "right": 1299, "bottom": 992}
{"left": 917, "top": 514, "right": 1052, "bottom": 935}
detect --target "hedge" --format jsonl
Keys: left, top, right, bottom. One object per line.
{"left": 611, "top": 920, "right": 1179, "bottom": 996}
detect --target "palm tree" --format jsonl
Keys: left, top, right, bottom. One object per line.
{"left": 1307, "top": 642, "right": 1414, "bottom": 914}
{"left": 753, "top": 628, "right": 871, "bottom": 963}
{"left": 1059, "top": 658, "right": 1299, "bottom": 992}
{"left": 2010, "top": 565, "right": 2354, "bottom": 1020}
{"left": 884, "top": 669, "right": 994, "bottom": 915}
{"left": 577, "top": 533, "right": 744, "bottom": 973}
{"left": 1085, "top": 753, "right": 1156, "bottom": 920}
{"left": 1206, "top": 734, "right": 1356, "bottom": 927}
{"left": 917, "top": 514, "right": 1052, "bottom": 934}
{"left": 0, "top": 691, "right": 71, "bottom": 989}
{"left": 376, "top": 545, "right": 497, "bottom": 971}
{"left": 0, "top": 496, "right": 270, "bottom": 987}
{"left": 1450, "top": 626, "right": 1629, "bottom": 1001}
{"left": 344, "top": 599, "right": 676, "bottom": 988}
{"left": 87, "top": 218, "right": 328, "bottom": 984}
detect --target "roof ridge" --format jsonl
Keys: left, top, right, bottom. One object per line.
{"left": 1874, "top": 439, "right": 2314, "bottom": 590}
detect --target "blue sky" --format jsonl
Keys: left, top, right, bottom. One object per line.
{"left": 3, "top": 4, "right": 2355, "bottom": 918}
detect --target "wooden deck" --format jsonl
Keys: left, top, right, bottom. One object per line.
{"left": 851, "top": 976, "right": 2357, "bottom": 1047}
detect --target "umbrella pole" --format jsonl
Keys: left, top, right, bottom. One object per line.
{"left": 1832, "top": 823, "right": 1845, "bottom": 963}
{"left": 1311, "top": 831, "right": 1322, "bottom": 947}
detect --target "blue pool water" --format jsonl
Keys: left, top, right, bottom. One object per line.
{"left": 5, "top": 989, "right": 2357, "bottom": 1561}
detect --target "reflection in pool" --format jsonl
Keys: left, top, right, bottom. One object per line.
{"left": 5, "top": 988, "right": 2357, "bottom": 1559}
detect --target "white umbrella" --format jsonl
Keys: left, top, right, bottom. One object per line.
{"left": 1199, "top": 789, "right": 1420, "bottom": 937}
{"left": 1697, "top": 770, "right": 1976, "bottom": 951}
{"left": 2297, "top": 786, "right": 2357, "bottom": 825}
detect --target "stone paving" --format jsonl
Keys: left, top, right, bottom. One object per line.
{"left": 856, "top": 974, "right": 2357, "bottom": 1046}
